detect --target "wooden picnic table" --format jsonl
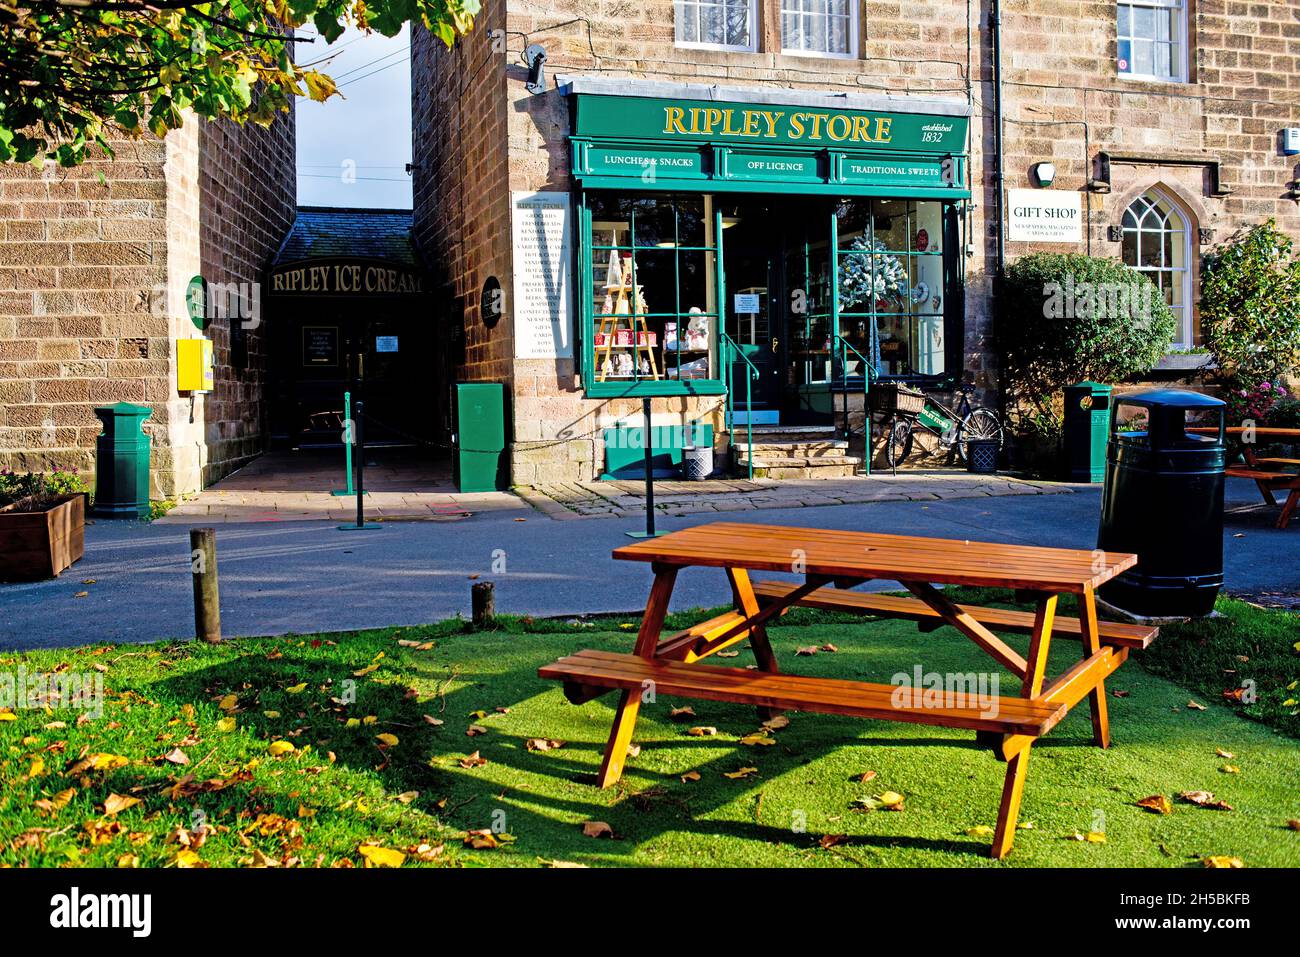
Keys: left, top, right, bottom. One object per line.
{"left": 538, "top": 522, "right": 1156, "bottom": 859}
{"left": 1202, "top": 426, "right": 1300, "bottom": 528}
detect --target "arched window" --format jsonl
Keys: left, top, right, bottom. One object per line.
{"left": 1121, "top": 190, "right": 1192, "bottom": 348}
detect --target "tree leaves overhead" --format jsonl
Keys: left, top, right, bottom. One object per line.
{"left": 0, "top": 0, "right": 480, "bottom": 166}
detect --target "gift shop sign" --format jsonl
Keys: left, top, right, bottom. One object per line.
{"left": 1007, "top": 189, "right": 1083, "bottom": 243}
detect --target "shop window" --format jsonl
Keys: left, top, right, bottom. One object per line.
{"left": 1117, "top": 0, "right": 1187, "bottom": 82}
{"left": 586, "top": 192, "right": 719, "bottom": 389}
{"left": 1121, "top": 190, "right": 1193, "bottom": 347}
{"left": 835, "top": 198, "right": 947, "bottom": 379}
{"left": 675, "top": 0, "right": 757, "bottom": 51}
{"left": 781, "top": 0, "right": 857, "bottom": 58}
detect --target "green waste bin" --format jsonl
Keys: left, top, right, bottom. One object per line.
{"left": 93, "top": 402, "right": 152, "bottom": 519}
{"left": 1096, "top": 389, "right": 1226, "bottom": 618}
{"left": 1063, "top": 381, "right": 1111, "bottom": 483}
{"left": 452, "top": 383, "right": 507, "bottom": 492}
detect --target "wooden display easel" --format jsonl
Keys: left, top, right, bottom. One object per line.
{"left": 597, "top": 253, "right": 659, "bottom": 382}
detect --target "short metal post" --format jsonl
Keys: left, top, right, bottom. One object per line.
{"left": 626, "top": 396, "right": 661, "bottom": 538}
{"left": 331, "top": 391, "right": 354, "bottom": 496}
{"left": 337, "top": 398, "right": 381, "bottom": 531}
{"left": 190, "top": 527, "right": 221, "bottom": 644}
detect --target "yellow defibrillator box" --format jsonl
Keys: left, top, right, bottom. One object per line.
{"left": 177, "top": 337, "right": 214, "bottom": 393}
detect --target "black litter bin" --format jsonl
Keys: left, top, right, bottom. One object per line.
{"left": 1096, "top": 389, "right": 1226, "bottom": 618}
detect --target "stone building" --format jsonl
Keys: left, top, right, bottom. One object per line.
{"left": 411, "top": 0, "right": 1300, "bottom": 484}
{"left": 0, "top": 118, "right": 296, "bottom": 497}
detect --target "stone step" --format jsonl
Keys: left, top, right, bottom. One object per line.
{"left": 732, "top": 440, "right": 850, "bottom": 456}
{"left": 735, "top": 454, "right": 863, "bottom": 471}
{"left": 732, "top": 425, "right": 840, "bottom": 444}
{"left": 741, "top": 461, "right": 863, "bottom": 480}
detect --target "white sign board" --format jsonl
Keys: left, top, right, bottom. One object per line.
{"left": 511, "top": 191, "right": 573, "bottom": 359}
{"left": 734, "top": 293, "right": 761, "bottom": 314}
{"left": 1007, "top": 189, "right": 1082, "bottom": 243}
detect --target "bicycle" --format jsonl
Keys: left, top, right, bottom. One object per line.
{"left": 873, "top": 382, "right": 1004, "bottom": 472}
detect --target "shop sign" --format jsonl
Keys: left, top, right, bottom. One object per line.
{"left": 511, "top": 191, "right": 573, "bottom": 360}
{"left": 726, "top": 150, "right": 821, "bottom": 182}
{"left": 586, "top": 145, "right": 703, "bottom": 180}
{"left": 839, "top": 156, "right": 950, "bottom": 189}
{"left": 270, "top": 260, "right": 425, "bottom": 296}
{"left": 375, "top": 335, "right": 398, "bottom": 353}
{"left": 1007, "top": 189, "right": 1083, "bottom": 243}
{"left": 574, "top": 95, "right": 968, "bottom": 154}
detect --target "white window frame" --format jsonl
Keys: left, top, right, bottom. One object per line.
{"left": 1121, "top": 188, "right": 1195, "bottom": 349}
{"left": 780, "top": 0, "right": 859, "bottom": 60}
{"left": 674, "top": 0, "right": 759, "bottom": 53}
{"left": 1116, "top": 0, "right": 1188, "bottom": 83}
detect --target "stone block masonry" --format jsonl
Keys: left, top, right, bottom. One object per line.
{"left": 0, "top": 109, "right": 295, "bottom": 499}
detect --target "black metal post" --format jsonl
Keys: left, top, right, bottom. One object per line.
{"left": 355, "top": 399, "right": 365, "bottom": 527}
{"left": 642, "top": 397, "right": 656, "bottom": 537}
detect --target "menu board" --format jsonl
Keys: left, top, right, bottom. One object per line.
{"left": 302, "top": 326, "right": 338, "bottom": 366}
{"left": 511, "top": 191, "right": 573, "bottom": 360}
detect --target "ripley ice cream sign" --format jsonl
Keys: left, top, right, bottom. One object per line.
{"left": 1007, "top": 189, "right": 1083, "bottom": 244}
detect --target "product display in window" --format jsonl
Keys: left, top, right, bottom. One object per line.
{"left": 596, "top": 249, "right": 659, "bottom": 381}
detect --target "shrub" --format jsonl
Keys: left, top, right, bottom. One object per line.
{"left": 0, "top": 466, "right": 88, "bottom": 510}
{"left": 997, "top": 253, "right": 1178, "bottom": 431}
{"left": 1200, "top": 219, "right": 1300, "bottom": 387}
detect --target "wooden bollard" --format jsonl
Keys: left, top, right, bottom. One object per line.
{"left": 471, "top": 581, "right": 495, "bottom": 628}
{"left": 190, "top": 527, "right": 221, "bottom": 644}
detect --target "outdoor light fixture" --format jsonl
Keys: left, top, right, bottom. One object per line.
{"left": 1032, "top": 162, "right": 1056, "bottom": 187}
{"left": 525, "top": 44, "right": 547, "bottom": 95}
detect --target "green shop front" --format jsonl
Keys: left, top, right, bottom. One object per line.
{"left": 562, "top": 81, "right": 972, "bottom": 437}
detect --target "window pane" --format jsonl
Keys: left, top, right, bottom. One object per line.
{"left": 726, "top": 0, "right": 751, "bottom": 46}
{"left": 1133, "top": 5, "right": 1155, "bottom": 38}
{"left": 1154, "top": 42, "right": 1171, "bottom": 79}
{"left": 829, "top": 15, "right": 850, "bottom": 54}
{"left": 1122, "top": 230, "right": 1138, "bottom": 264}
{"left": 1132, "top": 38, "right": 1154, "bottom": 75}
{"left": 783, "top": 11, "right": 801, "bottom": 48}
{"left": 701, "top": 2, "right": 723, "bottom": 44}
{"left": 676, "top": 2, "right": 698, "bottom": 43}
{"left": 1117, "top": 4, "right": 1131, "bottom": 36}
{"left": 806, "top": 12, "right": 826, "bottom": 52}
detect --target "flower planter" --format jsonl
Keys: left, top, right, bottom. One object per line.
{"left": 0, "top": 494, "right": 86, "bottom": 581}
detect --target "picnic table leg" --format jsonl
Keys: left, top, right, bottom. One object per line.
{"left": 991, "top": 748, "right": 1031, "bottom": 860}
{"left": 727, "top": 568, "right": 782, "bottom": 721}
{"left": 1277, "top": 486, "right": 1300, "bottom": 529}
{"left": 1078, "top": 585, "right": 1111, "bottom": 748}
{"left": 595, "top": 565, "right": 678, "bottom": 788}
{"left": 990, "top": 594, "right": 1056, "bottom": 858}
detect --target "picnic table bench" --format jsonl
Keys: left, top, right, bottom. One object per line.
{"left": 539, "top": 522, "right": 1156, "bottom": 858}
{"left": 1215, "top": 426, "right": 1300, "bottom": 529}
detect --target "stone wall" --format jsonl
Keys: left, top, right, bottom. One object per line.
{"left": 0, "top": 110, "right": 295, "bottom": 499}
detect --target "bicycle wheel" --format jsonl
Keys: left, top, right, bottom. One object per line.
{"left": 886, "top": 416, "right": 914, "bottom": 471}
{"left": 956, "top": 408, "right": 1004, "bottom": 462}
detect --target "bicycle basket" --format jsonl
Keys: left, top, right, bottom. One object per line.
{"left": 869, "top": 383, "right": 926, "bottom": 415}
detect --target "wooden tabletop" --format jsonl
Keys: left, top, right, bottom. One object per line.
{"left": 613, "top": 522, "right": 1138, "bottom": 593}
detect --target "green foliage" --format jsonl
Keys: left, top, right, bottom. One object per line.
{"left": 0, "top": 466, "right": 87, "bottom": 509}
{"left": 0, "top": 0, "right": 479, "bottom": 167}
{"left": 1201, "top": 220, "right": 1300, "bottom": 387}
{"left": 997, "top": 253, "right": 1178, "bottom": 428}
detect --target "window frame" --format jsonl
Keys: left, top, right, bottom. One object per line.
{"left": 674, "top": 0, "right": 760, "bottom": 53}
{"left": 1120, "top": 188, "right": 1194, "bottom": 349}
{"left": 779, "top": 0, "right": 860, "bottom": 60}
{"left": 1116, "top": 0, "right": 1189, "bottom": 84}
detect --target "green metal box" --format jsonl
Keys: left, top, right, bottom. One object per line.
{"left": 453, "top": 383, "right": 508, "bottom": 492}
{"left": 93, "top": 402, "right": 152, "bottom": 519}
{"left": 1064, "top": 381, "right": 1111, "bottom": 483}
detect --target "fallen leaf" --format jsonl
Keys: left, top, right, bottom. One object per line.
{"left": 819, "top": 834, "right": 849, "bottom": 849}
{"left": 102, "top": 793, "right": 140, "bottom": 816}
{"left": 394, "top": 791, "right": 419, "bottom": 804}
{"left": 686, "top": 726, "right": 717, "bottom": 737}
{"left": 761, "top": 715, "right": 790, "bottom": 731}
{"left": 525, "top": 738, "right": 564, "bottom": 752}
{"left": 680, "top": 771, "right": 701, "bottom": 783}
{"left": 73, "top": 591, "right": 89, "bottom": 598}
{"left": 821, "top": 643, "right": 838, "bottom": 652}
{"left": 739, "top": 733, "right": 776, "bottom": 746}
{"left": 1219, "top": 764, "right": 1240, "bottom": 774}
{"left": 966, "top": 825, "right": 994, "bottom": 837}
{"left": 795, "top": 646, "right": 819, "bottom": 656}
{"left": 358, "top": 844, "right": 406, "bottom": 867}
{"left": 163, "top": 748, "right": 189, "bottom": 765}
{"left": 582, "top": 821, "right": 614, "bottom": 839}
{"left": 1215, "top": 748, "right": 1235, "bottom": 759}
{"left": 466, "top": 725, "right": 488, "bottom": 737}
{"left": 724, "top": 767, "right": 759, "bottom": 779}
{"left": 215, "top": 717, "right": 236, "bottom": 733}
{"left": 422, "top": 715, "right": 445, "bottom": 726}
{"left": 173, "top": 848, "right": 204, "bottom": 868}
{"left": 263, "top": 711, "right": 281, "bottom": 719}
{"left": 1110, "top": 690, "right": 1130, "bottom": 698}
{"left": 267, "top": 741, "right": 296, "bottom": 757}
{"left": 217, "top": 694, "right": 238, "bottom": 712}
{"left": 285, "top": 683, "right": 308, "bottom": 694}
{"left": 116, "top": 854, "right": 139, "bottom": 869}
{"left": 1201, "top": 855, "right": 1244, "bottom": 868}
{"left": 459, "top": 751, "right": 487, "bottom": 769}
{"left": 669, "top": 706, "right": 696, "bottom": 721}
{"left": 1136, "top": 794, "right": 1172, "bottom": 815}
{"left": 375, "top": 733, "right": 399, "bottom": 746}
{"left": 1286, "top": 820, "right": 1300, "bottom": 831}
{"left": 1187, "top": 700, "right": 1207, "bottom": 711}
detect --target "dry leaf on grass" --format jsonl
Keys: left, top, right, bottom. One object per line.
{"left": 526, "top": 738, "right": 565, "bottom": 752}
{"left": 669, "top": 706, "right": 696, "bottom": 721}
{"left": 819, "top": 834, "right": 849, "bottom": 849}
{"left": 1202, "top": 855, "right": 1244, "bottom": 868}
{"left": 358, "top": 844, "right": 406, "bottom": 867}
{"left": 1178, "top": 791, "right": 1233, "bottom": 811}
{"left": 466, "top": 725, "right": 489, "bottom": 737}
{"left": 686, "top": 726, "right": 717, "bottom": 737}
{"left": 581, "top": 821, "right": 614, "bottom": 839}
{"left": 680, "top": 771, "right": 701, "bottom": 783}
{"left": 422, "top": 715, "right": 444, "bottom": 726}
{"left": 761, "top": 715, "right": 790, "bottom": 731}
{"left": 795, "top": 646, "right": 819, "bottom": 656}
{"left": 739, "top": 733, "right": 775, "bottom": 747}
{"left": 458, "top": 751, "right": 487, "bottom": 769}
{"left": 102, "top": 793, "right": 140, "bottom": 816}
{"left": 1135, "top": 795, "right": 1172, "bottom": 815}
{"left": 723, "top": 767, "right": 759, "bottom": 779}
{"left": 1187, "top": 700, "right": 1207, "bottom": 711}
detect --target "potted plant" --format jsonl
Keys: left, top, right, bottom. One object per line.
{"left": 0, "top": 466, "right": 88, "bottom": 581}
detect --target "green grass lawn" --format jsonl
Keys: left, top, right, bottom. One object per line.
{"left": 1, "top": 598, "right": 1297, "bottom": 868}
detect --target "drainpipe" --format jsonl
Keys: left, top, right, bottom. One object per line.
{"left": 991, "top": 0, "right": 1006, "bottom": 276}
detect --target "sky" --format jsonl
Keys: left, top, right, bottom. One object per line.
{"left": 294, "top": 26, "right": 413, "bottom": 210}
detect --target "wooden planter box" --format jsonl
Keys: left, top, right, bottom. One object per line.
{"left": 0, "top": 494, "right": 86, "bottom": 582}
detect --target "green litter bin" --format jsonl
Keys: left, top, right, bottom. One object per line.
{"left": 93, "top": 402, "right": 152, "bottom": 519}
{"left": 1064, "top": 381, "right": 1111, "bottom": 483}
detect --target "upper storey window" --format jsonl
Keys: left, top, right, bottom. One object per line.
{"left": 675, "top": 0, "right": 758, "bottom": 51}
{"left": 782, "top": 0, "right": 857, "bottom": 58}
{"left": 1117, "top": 0, "right": 1188, "bottom": 82}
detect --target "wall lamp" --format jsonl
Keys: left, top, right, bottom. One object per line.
{"left": 525, "top": 44, "right": 547, "bottom": 95}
